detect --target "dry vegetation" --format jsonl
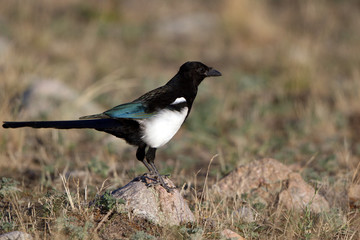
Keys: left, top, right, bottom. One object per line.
{"left": 0, "top": 0, "right": 359, "bottom": 239}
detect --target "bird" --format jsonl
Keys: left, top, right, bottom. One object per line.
{"left": 2, "top": 61, "right": 221, "bottom": 192}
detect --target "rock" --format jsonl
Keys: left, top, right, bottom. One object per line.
{"left": 110, "top": 175, "right": 195, "bottom": 226}
{"left": 233, "top": 206, "right": 256, "bottom": 223}
{"left": 348, "top": 184, "right": 360, "bottom": 208}
{"left": 214, "top": 158, "right": 292, "bottom": 195}
{"left": 221, "top": 229, "right": 246, "bottom": 240}
{"left": 0, "top": 231, "right": 32, "bottom": 240}
{"left": 17, "top": 79, "right": 113, "bottom": 146}
{"left": 278, "top": 172, "right": 329, "bottom": 212}
{"left": 213, "top": 158, "right": 329, "bottom": 213}
{"left": 20, "top": 79, "right": 101, "bottom": 119}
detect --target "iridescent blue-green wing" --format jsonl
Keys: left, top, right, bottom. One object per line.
{"left": 80, "top": 102, "right": 154, "bottom": 120}
{"left": 103, "top": 102, "right": 154, "bottom": 119}
{"left": 105, "top": 85, "right": 174, "bottom": 119}
{"left": 79, "top": 85, "right": 172, "bottom": 120}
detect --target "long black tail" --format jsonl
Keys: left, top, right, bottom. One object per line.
{"left": 2, "top": 119, "right": 120, "bottom": 130}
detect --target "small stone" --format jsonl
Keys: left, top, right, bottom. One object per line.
{"left": 221, "top": 229, "right": 246, "bottom": 240}
{"left": 0, "top": 231, "right": 32, "bottom": 240}
{"left": 233, "top": 206, "right": 256, "bottom": 223}
{"left": 348, "top": 184, "right": 360, "bottom": 208}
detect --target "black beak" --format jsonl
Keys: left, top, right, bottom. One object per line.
{"left": 206, "top": 68, "right": 222, "bottom": 77}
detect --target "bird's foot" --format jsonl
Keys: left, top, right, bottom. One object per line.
{"left": 141, "top": 173, "right": 175, "bottom": 192}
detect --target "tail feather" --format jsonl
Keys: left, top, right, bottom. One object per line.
{"left": 2, "top": 119, "right": 120, "bottom": 130}
{"left": 79, "top": 113, "right": 107, "bottom": 120}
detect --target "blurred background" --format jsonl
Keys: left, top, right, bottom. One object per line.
{"left": 0, "top": 0, "right": 359, "bottom": 200}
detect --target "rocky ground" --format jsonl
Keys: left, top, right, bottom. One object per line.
{"left": 1, "top": 1, "right": 360, "bottom": 239}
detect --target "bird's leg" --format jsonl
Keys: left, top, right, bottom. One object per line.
{"left": 136, "top": 145, "right": 154, "bottom": 174}
{"left": 145, "top": 147, "right": 174, "bottom": 192}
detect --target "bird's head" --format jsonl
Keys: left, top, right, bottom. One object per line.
{"left": 178, "top": 61, "right": 221, "bottom": 87}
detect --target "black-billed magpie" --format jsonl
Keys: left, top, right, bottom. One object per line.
{"left": 3, "top": 61, "right": 221, "bottom": 192}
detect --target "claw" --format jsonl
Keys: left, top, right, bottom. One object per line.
{"left": 139, "top": 173, "right": 175, "bottom": 192}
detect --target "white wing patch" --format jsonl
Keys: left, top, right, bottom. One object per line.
{"left": 171, "top": 97, "right": 186, "bottom": 105}
{"left": 139, "top": 107, "right": 188, "bottom": 148}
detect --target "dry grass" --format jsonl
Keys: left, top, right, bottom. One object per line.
{"left": 0, "top": 0, "right": 360, "bottom": 239}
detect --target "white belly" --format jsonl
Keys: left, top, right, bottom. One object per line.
{"left": 139, "top": 107, "right": 188, "bottom": 148}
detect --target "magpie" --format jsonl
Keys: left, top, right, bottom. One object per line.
{"left": 2, "top": 61, "right": 221, "bottom": 192}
